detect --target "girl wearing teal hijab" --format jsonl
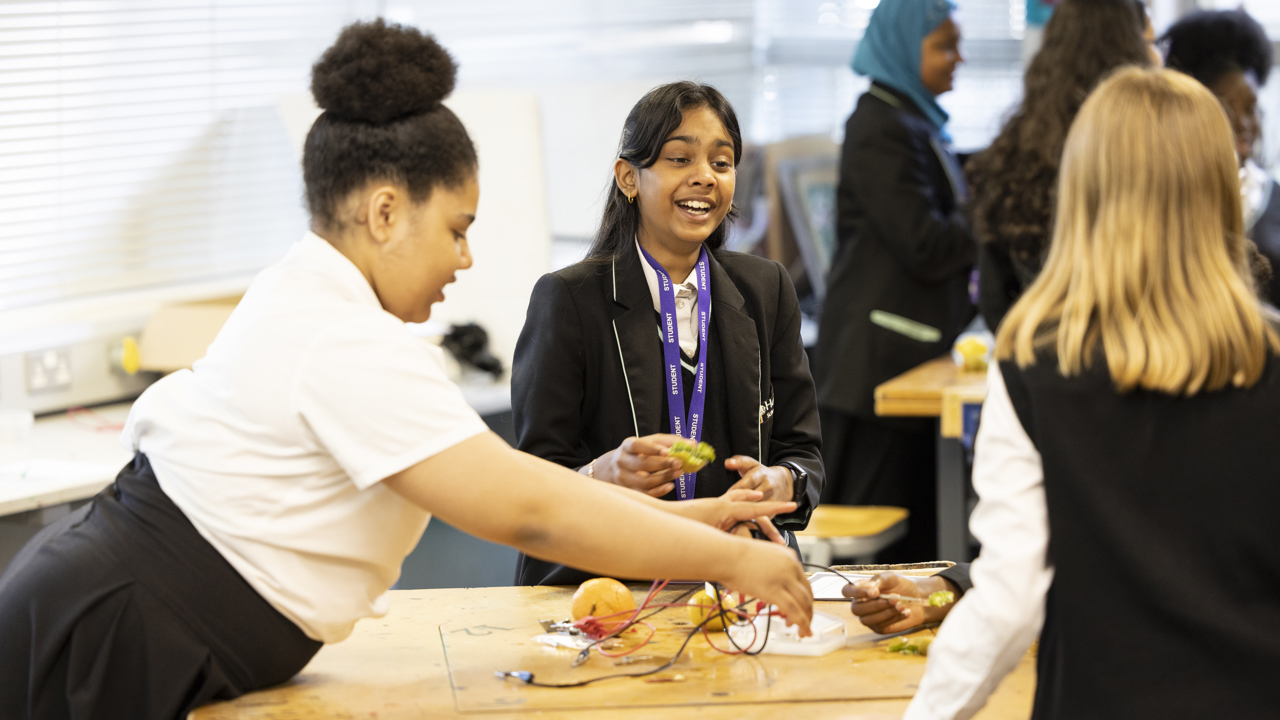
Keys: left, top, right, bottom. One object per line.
{"left": 853, "top": 0, "right": 961, "bottom": 140}
{"left": 814, "top": 0, "right": 974, "bottom": 564}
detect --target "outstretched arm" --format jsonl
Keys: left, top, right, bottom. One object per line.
{"left": 384, "top": 431, "right": 814, "bottom": 633}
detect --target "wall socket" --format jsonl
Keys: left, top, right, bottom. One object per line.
{"left": 26, "top": 348, "right": 73, "bottom": 394}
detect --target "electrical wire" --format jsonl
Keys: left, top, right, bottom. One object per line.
{"left": 801, "top": 561, "right": 861, "bottom": 584}
{"left": 501, "top": 566, "right": 874, "bottom": 688}
{"left": 66, "top": 406, "right": 126, "bottom": 432}
{"left": 806, "top": 562, "right": 947, "bottom": 633}
{"left": 499, "top": 582, "right": 773, "bottom": 688}
{"left": 499, "top": 600, "right": 722, "bottom": 687}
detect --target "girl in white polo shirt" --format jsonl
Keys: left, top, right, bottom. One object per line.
{"left": 0, "top": 21, "right": 813, "bottom": 720}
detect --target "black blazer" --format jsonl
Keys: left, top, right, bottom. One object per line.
{"left": 978, "top": 240, "right": 1044, "bottom": 332}
{"left": 1250, "top": 178, "right": 1280, "bottom": 308}
{"left": 815, "top": 82, "right": 976, "bottom": 419}
{"left": 511, "top": 246, "right": 824, "bottom": 586}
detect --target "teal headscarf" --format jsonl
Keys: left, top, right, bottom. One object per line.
{"left": 852, "top": 0, "right": 957, "bottom": 138}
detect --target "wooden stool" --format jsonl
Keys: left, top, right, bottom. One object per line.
{"left": 795, "top": 505, "right": 909, "bottom": 567}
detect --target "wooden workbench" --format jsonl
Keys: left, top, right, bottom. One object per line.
{"left": 874, "top": 356, "right": 989, "bottom": 562}
{"left": 192, "top": 585, "right": 1035, "bottom": 719}
{"left": 874, "top": 356, "right": 988, "bottom": 438}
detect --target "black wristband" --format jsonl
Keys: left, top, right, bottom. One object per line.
{"left": 776, "top": 461, "right": 808, "bottom": 504}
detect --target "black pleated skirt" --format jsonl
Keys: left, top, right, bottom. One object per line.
{"left": 0, "top": 454, "right": 321, "bottom": 720}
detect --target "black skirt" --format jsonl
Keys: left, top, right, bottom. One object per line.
{"left": 0, "top": 454, "right": 321, "bottom": 720}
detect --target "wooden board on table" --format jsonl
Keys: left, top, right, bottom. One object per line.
{"left": 442, "top": 587, "right": 928, "bottom": 713}
{"left": 874, "top": 356, "right": 988, "bottom": 418}
{"left": 192, "top": 586, "right": 1037, "bottom": 720}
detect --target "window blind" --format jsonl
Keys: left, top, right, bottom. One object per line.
{"left": 0, "top": 1, "right": 358, "bottom": 312}
{"left": 752, "top": 0, "right": 1026, "bottom": 148}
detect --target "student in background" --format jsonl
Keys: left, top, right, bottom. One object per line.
{"left": 1164, "top": 9, "right": 1280, "bottom": 306}
{"left": 815, "top": 0, "right": 973, "bottom": 562}
{"left": 970, "top": 0, "right": 1154, "bottom": 331}
{"left": 908, "top": 67, "right": 1280, "bottom": 719}
{"left": 511, "top": 82, "right": 824, "bottom": 587}
{"left": 0, "top": 23, "right": 814, "bottom": 720}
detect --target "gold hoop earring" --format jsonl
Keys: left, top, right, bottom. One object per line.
{"left": 627, "top": 194, "right": 634, "bottom": 204}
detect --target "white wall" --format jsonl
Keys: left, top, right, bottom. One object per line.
{"left": 276, "top": 90, "right": 551, "bottom": 369}
{"left": 432, "top": 90, "right": 551, "bottom": 367}
{"left": 537, "top": 79, "right": 670, "bottom": 240}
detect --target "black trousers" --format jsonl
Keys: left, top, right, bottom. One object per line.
{"left": 0, "top": 454, "right": 321, "bottom": 720}
{"left": 818, "top": 407, "right": 937, "bottom": 563}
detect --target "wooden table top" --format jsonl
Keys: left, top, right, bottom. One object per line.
{"left": 796, "top": 505, "right": 909, "bottom": 539}
{"left": 870, "top": 353, "right": 988, "bottom": 430}
{"left": 192, "top": 585, "right": 1035, "bottom": 720}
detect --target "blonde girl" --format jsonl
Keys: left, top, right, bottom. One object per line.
{"left": 907, "top": 66, "right": 1280, "bottom": 719}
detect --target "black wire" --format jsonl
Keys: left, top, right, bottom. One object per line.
{"left": 569, "top": 584, "right": 700, "bottom": 666}
{"left": 710, "top": 582, "right": 771, "bottom": 656}
{"left": 805, "top": 561, "right": 946, "bottom": 633}
{"left": 505, "top": 601, "right": 721, "bottom": 687}
{"left": 802, "top": 561, "right": 861, "bottom": 585}
{"left": 502, "top": 584, "right": 769, "bottom": 688}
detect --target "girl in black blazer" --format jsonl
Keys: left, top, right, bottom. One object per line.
{"left": 512, "top": 82, "right": 824, "bottom": 586}
{"left": 813, "top": 0, "right": 973, "bottom": 562}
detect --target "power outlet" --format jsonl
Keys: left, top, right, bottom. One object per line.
{"left": 26, "top": 348, "right": 72, "bottom": 394}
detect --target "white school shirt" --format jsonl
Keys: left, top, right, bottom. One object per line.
{"left": 1242, "top": 158, "right": 1272, "bottom": 230}
{"left": 122, "top": 233, "right": 489, "bottom": 643}
{"left": 905, "top": 363, "right": 1055, "bottom": 719}
{"left": 636, "top": 240, "right": 701, "bottom": 362}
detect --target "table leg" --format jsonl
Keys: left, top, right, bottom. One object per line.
{"left": 936, "top": 428, "right": 969, "bottom": 562}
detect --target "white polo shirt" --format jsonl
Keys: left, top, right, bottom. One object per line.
{"left": 122, "top": 233, "right": 489, "bottom": 643}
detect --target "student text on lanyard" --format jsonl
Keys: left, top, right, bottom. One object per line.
{"left": 638, "top": 244, "right": 712, "bottom": 500}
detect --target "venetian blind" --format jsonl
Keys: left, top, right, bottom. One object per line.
{"left": 0, "top": 1, "right": 360, "bottom": 312}
{"left": 753, "top": 0, "right": 1027, "bottom": 148}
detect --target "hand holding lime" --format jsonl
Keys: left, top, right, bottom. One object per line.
{"left": 669, "top": 440, "right": 716, "bottom": 474}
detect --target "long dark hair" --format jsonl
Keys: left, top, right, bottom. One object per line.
{"left": 304, "top": 20, "right": 477, "bottom": 232}
{"left": 585, "top": 82, "right": 743, "bottom": 261}
{"left": 966, "top": 0, "right": 1149, "bottom": 264}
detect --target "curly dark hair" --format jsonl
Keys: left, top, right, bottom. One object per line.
{"left": 1163, "top": 10, "right": 1272, "bottom": 89}
{"left": 966, "top": 0, "right": 1150, "bottom": 263}
{"left": 586, "top": 81, "right": 742, "bottom": 261}
{"left": 303, "top": 20, "right": 477, "bottom": 231}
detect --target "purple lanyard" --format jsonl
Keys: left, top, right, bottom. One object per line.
{"left": 638, "top": 244, "right": 712, "bottom": 500}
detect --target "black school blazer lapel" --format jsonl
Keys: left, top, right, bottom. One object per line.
{"left": 608, "top": 249, "right": 664, "bottom": 437}
{"left": 607, "top": 248, "right": 764, "bottom": 460}
{"left": 707, "top": 251, "right": 763, "bottom": 462}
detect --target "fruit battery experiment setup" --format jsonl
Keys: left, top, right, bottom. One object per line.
{"left": 441, "top": 574, "right": 948, "bottom": 713}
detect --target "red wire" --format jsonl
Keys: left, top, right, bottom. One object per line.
{"left": 66, "top": 406, "right": 126, "bottom": 432}
{"left": 571, "top": 580, "right": 775, "bottom": 660}
{"left": 595, "top": 622, "right": 657, "bottom": 657}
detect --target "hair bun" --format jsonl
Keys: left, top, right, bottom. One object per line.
{"left": 311, "top": 19, "right": 457, "bottom": 124}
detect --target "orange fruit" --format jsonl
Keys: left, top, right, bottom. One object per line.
{"left": 571, "top": 578, "right": 636, "bottom": 621}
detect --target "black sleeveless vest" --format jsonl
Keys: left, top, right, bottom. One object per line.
{"left": 999, "top": 353, "right": 1280, "bottom": 719}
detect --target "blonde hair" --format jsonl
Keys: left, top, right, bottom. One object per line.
{"left": 996, "top": 66, "right": 1280, "bottom": 395}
